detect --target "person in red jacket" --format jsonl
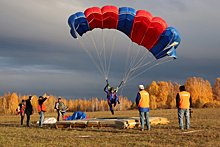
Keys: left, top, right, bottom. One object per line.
{"left": 176, "top": 85, "right": 192, "bottom": 129}
{"left": 38, "top": 96, "right": 49, "bottom": 127}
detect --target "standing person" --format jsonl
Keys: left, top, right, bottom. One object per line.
{"left": 136, "top": 85, "right": 150, "bottom": 131}
{"left": 38, "top": 96, "right": 49, "bottom": 127}
{"left": 104, "top": 84, "right": 120, "bottom": 115}
{"left": 176, "top": 85, "right": 192, "bottom": 129}
{"left": 19, "top": 100, "right": 26, "bottom": 125}
{"left": 54, "top": 97, "right": 66, "bottom": 121}
{"left": 25, "top": 96, "right": 33, "bottom": 127}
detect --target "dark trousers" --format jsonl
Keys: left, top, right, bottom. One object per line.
{"left": 20, "top": 113, "right": 25, "bottom": 125}
{"left": 57, "top": 110, "right": 64, "bottom": 121}
{"left": 26, "top": 112, "right": 31, "bottom": 126}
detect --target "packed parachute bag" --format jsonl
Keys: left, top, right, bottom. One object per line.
{"left": 54, "top": 101, "right": 69, "bottom": 114}
{"left": 16, "top": 101, "right": 26, "bottom": 116}
{"left": 16, "top": 105, "right": 21, "bottom": 115}
{"left": 37, "top": 117, "right": 57, "bottom": 125}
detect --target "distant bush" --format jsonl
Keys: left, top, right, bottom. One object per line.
{"left": 203, "top": 101, "right": 220, "bottom": 108}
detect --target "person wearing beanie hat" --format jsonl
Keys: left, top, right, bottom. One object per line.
{"left": 136, "top": 84, "right": 150, "bottom": 131}
{"left": 25, "top": 95, "right": 33, "bottom": 127}
{"left": 38, "top": 95, "right": 50, "bottom": 127}
{"left": 176, "top": 85, "right": 192, "bottom": 129}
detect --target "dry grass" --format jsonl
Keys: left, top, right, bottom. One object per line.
{"left": 0, "top": 108, "right": 219, "bottom": 146}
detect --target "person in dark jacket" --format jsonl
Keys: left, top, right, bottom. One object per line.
{"left": 25, "top": 95, "right": 33, "bottom": 127}
{"left": 176, "top": 85, "right": 192, "bottom": 129}
{"left": 38, "top": 96, "right": 49, "bottom": 127}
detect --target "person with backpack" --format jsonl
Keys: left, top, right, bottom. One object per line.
{"left": 104, "top": 83, "right": 120, "bottom": 115}
{"left": 54, "top": 97, "right": 66, "bottom": 121}
{"left": 25, "top": 95, "right": 33, "bottom": 127}
{"left": 17, "top": 100, "right": 26, "bottom": 125}
{"left": 38, "top": 95, "right": 49, "bottom": 127}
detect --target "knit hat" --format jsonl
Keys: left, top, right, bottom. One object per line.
{"left": 39, "top": 96, "right": 43, "bottom": 99}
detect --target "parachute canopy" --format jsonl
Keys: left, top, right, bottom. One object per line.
{"left": 68, "top": 5, "right": 181, "bottom": 59}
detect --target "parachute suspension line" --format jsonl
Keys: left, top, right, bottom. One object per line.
{"left": 131, "top": 49, "right": 151, "bottom": 71}
{"left": 124, "top": 41, "right": 132, "bottom": 80}
{"left": 124, "top": 58, "right": 156, "bottom": 83}
{"left": 90, "top": 32, "right": 107, "bottom": 80}
{"left": 106, "top": 30, "right": 117, "bottom": 79}
{"left": 131, "top": 58, "right": 155, "bottom": 71}
{"left": 126, "top": 57, "right": 174, "bottom": 83}
{"left": 76, "top": 36, "right": 104, "bottom": 76}
{"left": 123, "top": 45, "right": 143, "bottom": 84}
{"left": 102, "top": 29, "right": 107, "bottom": 79}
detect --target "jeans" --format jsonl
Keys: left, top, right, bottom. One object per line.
{"left": 26, "top": 112, "right": 31, "bottom": 127}
{"left": 140, "top": 111, "right": 150, "bottom": 130}
{"left": 20, "top": 113, "right": 25, "bottom": 125}
{"left": 39, "top": 111, "right": 44, "bottom": 127}
{"left": 178, "top": 108, "right": 190, "bottom": 129}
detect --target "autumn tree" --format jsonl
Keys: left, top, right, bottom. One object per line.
{"left": 213, "top": 78, "right": 220, "bottom": 101}
{"left": 185, "top": 77, "right": 213, "bottom": 108}
{"left": 31, "top": 95, "right": 38, "bottom": 113}
{"left": 68, "top": 99, "right": 74, "bottom": 111}
{"left": 156, "top": 81, "right": 169, "bottom": 108}
{"left": 149, "top": 81, "right": 159, "bottom": 109}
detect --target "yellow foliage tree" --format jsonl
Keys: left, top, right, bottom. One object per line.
{"left": 149, "top": 81, "right": 159, "bottom": 109}
{"left": 213, "top": 78, "right": 220, "bottom": 101}
{"left": 156, "top": 81, "right": 169, "bottom": 108}
{"left": 31, "top": 95, "right": 38, "bottom": 113}
{"left": 185, "top": 77, "right": 213, "bottom": 108}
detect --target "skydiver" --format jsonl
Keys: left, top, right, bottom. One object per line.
{"left": 104, "top": 83, "right": 120, "bottom": 115}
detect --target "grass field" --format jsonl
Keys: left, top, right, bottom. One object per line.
{"left": 0, "top": 108, "right": 219, "bottom": 147}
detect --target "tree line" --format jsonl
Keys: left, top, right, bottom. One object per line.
{"left": 139, "top": 77, "right": 220, "bottom": 109}
{"left": 0, "top": 77, "right": 220, "bottom": 115}
{"left": 0, "top": 93, "right": 132, "bottom": 115}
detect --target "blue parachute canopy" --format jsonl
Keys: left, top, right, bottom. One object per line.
{"left": 117, "top": 7, "right": 136, "bottom": 36}
{"left": 68, "top": 12, "right": 90, "bottom": 38}
{"left": 150, "top": 27, "right": 181, "bottom": 59}
{"left": 65, "top": 111, "right": 87, "bottom": 121}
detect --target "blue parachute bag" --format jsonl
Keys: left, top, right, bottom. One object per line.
{"left": 65, "top": 111, "right": 87, "bottom": 121}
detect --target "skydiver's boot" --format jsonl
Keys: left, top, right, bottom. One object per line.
{"left": 111, "top": 110, "right": 114, "bottom": 115}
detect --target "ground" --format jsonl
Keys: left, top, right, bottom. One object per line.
{"left": 0, "top": 108, "right": 219, "bottom": 146}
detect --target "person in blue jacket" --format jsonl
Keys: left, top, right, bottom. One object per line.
{"left": 104, "top": 84, "right": 120, "bottom": 115}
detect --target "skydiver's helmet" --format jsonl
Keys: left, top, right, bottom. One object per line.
{"left": 110, "top": 87, "right": 114, "bottom": 91}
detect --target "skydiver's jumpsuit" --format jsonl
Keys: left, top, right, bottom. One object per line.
{"left": 104, "top": 86, "right": 119, "bottom": 114}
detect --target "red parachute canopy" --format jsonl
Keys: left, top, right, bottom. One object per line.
{"left": 84, "top": 5, "right": 119, "bottom": 30}
{"left": 129, "top": 10, "right": 168, "bottom": 50}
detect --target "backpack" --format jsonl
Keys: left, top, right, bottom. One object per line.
{"left": 54, "top": 102, "right": 58, "bottom": 109}
{"left": 16, "top": 104, "right": 22, "bottom": 115}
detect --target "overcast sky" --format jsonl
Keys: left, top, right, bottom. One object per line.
{"left": 0, "top": 0, "right": 220, "bottom": 101}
